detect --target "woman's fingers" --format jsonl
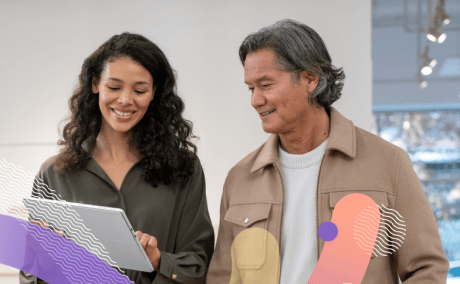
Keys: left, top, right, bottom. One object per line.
{"left": 29, "top": 219, "right": 67, "bottom": 238}
{"left": 30, "top": 219, "right": 49, "bottom": 229}
{"left": 136, "top": 231, "right": 161, "bottom": 270}
{"left": 136, "top": 231, "right": 148, "bottom": 249}
{"left": 141, "top": 233, "right": 152, "bottom": 250}
{"left": 146, "top": 236, "right": 158, "bottom": 249}
{"left": 145, "top": 237, "right": 160, "bottom": 259}
{"left": 53, "top": 229, "right": 66, "bottom": 238}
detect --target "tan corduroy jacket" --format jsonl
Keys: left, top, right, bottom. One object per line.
{"left": 206, "top": 106, "right": 449, "bottom": 284}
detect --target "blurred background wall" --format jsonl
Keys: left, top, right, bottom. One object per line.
{"left": 0, "top": 0, "right": 372, "bottom": 282}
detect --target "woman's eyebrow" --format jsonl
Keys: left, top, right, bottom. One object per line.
{"left": 107, "top": 78, "right": 150, "bottom": 85}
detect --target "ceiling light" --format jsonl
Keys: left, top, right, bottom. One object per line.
{"left": 438, "top": 0, "right": 450, "bottom": 25}
{"left": 427, "top": 25, "right": 446, "bottom": 44}
{"left": 421, "top": 44, "right": 436, "bottom": 74}
{"left": 421, "top": 66, "right": 432, "bottom": 75}
{"left": 427, "top": 0, "right": 448, "bottom": 45}
{"left": 416, "top": 72, "right": 427, "bottom": 89}
{"left": 427, "top": 33, "right": 437, "bottom": 42}
{"left": 403, "top": 121, "right": 411, "bottom": 130}
{"left": 438, "top": 33, "right": 447, "bottom": 43}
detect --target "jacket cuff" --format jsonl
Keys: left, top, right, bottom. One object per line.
{"left": 152, "top": 273, "right": 174, "bottom": 284}
{"left": 153, "top": 251, "right": 174, "bottom": 283}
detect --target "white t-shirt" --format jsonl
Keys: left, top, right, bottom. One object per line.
{"left": 278, "top": 139, "right": 328, "bottom": 284}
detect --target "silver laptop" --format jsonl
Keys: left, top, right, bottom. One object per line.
{"left": 23, "top": 197, "right": 154, "bottom": 272}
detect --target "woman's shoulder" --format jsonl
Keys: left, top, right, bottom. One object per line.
{"left": 36, "top": 155, "right": 61, "bottom": 178}
{"left": 40, "top": 155, "right": 59, "bottom": 171}
{"left": 182, "top": 155, "right": 204, "bottom": 188}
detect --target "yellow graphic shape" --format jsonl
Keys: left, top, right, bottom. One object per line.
{"left": 230, "top": 227, "right": 280, "bottom": 284}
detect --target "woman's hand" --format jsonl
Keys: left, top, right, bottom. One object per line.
{"left": 29, "top": 218, "right": 67, "bottom": 238}
{"left": 136, "top": 231, "right": 161, "bottom": 271}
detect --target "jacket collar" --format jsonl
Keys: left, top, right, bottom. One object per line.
{"left": 250, "top": 106, "right": 356, "bottom": 173}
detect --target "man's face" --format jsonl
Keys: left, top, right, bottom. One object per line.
{"left": 244, "top": 49, "right": 318, "bottom": 135}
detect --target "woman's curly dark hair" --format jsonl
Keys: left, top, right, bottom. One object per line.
{"left": 55, "top": 32, "right": 197, "bottom": 187}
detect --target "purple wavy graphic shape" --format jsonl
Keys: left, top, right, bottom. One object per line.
{"left": 0, "top": 213, "right": 133, "bottom": 284}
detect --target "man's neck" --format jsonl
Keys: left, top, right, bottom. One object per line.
{"left": 279, "top": 107, "right": 330, "bottom": 155}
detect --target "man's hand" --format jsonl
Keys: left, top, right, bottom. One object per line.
{"left": 29, "top": 218, "right": 67, "bottom": 238}
{"left": 136, "top": 231, "right": 161, "bottom": 271}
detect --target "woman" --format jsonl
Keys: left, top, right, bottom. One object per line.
{"left": 20, "top": 32, "right": 215, "bottom": 284}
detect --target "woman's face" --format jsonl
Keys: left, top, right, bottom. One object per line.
{"left": 92, "top": 57, "right": 155, "bottom": 134}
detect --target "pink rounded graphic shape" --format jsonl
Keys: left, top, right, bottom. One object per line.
{"left": 307, "top": 193, "right": 380, "bottom": 284}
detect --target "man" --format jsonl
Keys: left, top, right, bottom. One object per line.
{"left": 206, "top": 19, "right": 448, "bottom": 284}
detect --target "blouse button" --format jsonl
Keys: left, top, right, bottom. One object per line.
{"left": 172, "top": 274, "right": 177, "bottom": 280}
{"left": 244, "top": 217, "right": 249, "bottom": 224}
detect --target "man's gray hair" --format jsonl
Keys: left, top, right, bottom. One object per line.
{"left": 239, "top": 19, "right": 345, "bottom": 108}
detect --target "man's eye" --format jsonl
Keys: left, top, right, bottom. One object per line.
{"left": 261, "top": 84, "right": 271, "bottom": 89}
{"left": 107, "top": 86, "right": 120, "bottom": 91}
{"left": 248, "top": 87, "right": 254, "bottom": 92}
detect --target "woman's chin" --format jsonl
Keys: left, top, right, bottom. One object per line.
{"left": 106, "top": 122, "right": 135, "bottom": 134}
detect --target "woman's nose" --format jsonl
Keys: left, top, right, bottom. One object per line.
{"left": 118, "top": 90, "right": 134, "bottom": 105}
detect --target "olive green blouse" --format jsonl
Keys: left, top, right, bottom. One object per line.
{"left": 19, "top": 155, "right": 215, "bottom": 284}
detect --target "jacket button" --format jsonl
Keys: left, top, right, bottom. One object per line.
{"left": 244, "top": 217, "right": 249, "bottom": 224}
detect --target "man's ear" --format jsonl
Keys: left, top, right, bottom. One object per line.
{"left": 299, "top": 70, "right": 319, "bottom": 93}
{"left": 92, "top": 77, "right": 99, "bottom": 94}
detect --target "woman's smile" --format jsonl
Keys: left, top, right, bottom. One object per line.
{"left": 112, "top": 108, "right": 136, "bottom": 119}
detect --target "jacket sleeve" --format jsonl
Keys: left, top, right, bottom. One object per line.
{"left": 152, "top": 159, "right": 215, "bottom": 284}
{"left": 19, "top": 270, "right": 38, "bottom": 284}
{"left": 394, "top": 149, "right": 449, "bottom": 283}
{"left": 19, "top": 164, "right": 53, "bottom": 284}
{"left": 19, "top": 270, "right": 48, "bottom": 284}
{"left": 206, "top": 177, "right": 233, "bottom": 284}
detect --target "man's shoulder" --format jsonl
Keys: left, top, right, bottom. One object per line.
{"left": 352, "top": 125, "right": 407, "bottom": 174}
{"left": 226, "top": 142, "right": 266, "bottom": 179}
{"left": 354, "top": 125, "right": 401, "bottom": 154}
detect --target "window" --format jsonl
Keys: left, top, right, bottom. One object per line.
{"left": 373, "top": 110, "right": 460, "bottom": 263}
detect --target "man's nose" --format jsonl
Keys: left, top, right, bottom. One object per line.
{"left": 251, "top": 88, "right": 265, "bottom": 109}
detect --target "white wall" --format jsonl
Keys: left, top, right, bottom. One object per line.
{"left": 0, "top": 0, "right": 372, "bottom": 233}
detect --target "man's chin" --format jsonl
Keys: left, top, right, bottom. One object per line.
{"left": 261, "top": 125, "right": 279, "bottom": 135}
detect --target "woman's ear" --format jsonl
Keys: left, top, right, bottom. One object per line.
{"left": 92, "top": 77, "right": 99, "bottom": 94}
{"left": 151, "top": 86, "right": 157, "bottom": 100}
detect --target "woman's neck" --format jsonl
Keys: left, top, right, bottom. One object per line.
{"left": 93, "top": 124, "right": 139, "bottom": 164}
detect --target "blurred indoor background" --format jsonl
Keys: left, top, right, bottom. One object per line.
{"left": 372, "top": 0, "right": 460, "bottom": 281}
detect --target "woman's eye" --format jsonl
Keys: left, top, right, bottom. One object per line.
{"left": 107, "top": 86, "right": 120, "bottom": 91}
{"left": 134, "top": 90, "right": 146, "bottom": 94}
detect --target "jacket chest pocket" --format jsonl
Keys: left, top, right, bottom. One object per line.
{"left": 329, "top": 190, "right": 395, "bottom": 259}
{"left": 224, "top": 203, "right": 272, "bottom": 269}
